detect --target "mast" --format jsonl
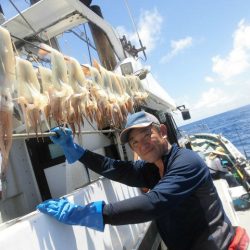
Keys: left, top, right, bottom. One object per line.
{"left": 88, "top": 5, "right": 117, "bottom": 70}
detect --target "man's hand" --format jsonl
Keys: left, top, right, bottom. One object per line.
{"left": 50, "top": 127, "right": 85, "bottom": 164}
{"left": 50, "top": 127, "right": 73, "bottom": 147}
{"left": 37, "top": 197, "right": 105, "bottom": 231}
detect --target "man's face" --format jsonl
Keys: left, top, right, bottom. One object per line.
{"left": 128, "top": 125, "right": 167, "bottom": 163}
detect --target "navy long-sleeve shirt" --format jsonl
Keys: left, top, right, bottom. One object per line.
{"left": 79, "top": 144, "right": 234, "bottom": 250}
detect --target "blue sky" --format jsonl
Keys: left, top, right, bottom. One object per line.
{"left": 1, "top": 0, "right": 250, "bottom": 125}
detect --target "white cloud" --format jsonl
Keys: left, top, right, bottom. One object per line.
{"left": 116, "top": 8, "right": 163, "bottom": 54}
{"left": 194, "top": 88, "right": 233, "bottom": 109}
{"left": 171, "top": 37, "right": 193, "bottom": 54}
{"left": 188, "top": 19, "right": 250, "bottom": 125}
{"left": 136, "top": 8, "right": 163, "bottom": 52}
{"left": 234, "top": 20, "right": 250, "bottom": 50}
{"left": 160, "top": 37, "right": 193, "bottom": 63}
{"left": 175, "top": 88, "right": 229, "bottom": 125}
{"left": 164, "top": 21, "right": 250, "bottom": 126}
{"left": 204, "top": 76, "right": 215, "bottom": 83}
{"left": 176, "top": 84, "right": 250, "bottom": 125}
{"left": 210, "top": 20, "right": 250, "bottom": 81}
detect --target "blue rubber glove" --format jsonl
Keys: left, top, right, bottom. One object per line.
{"left": 50, "top": 127, "right": 85, "bottom": 164}
{"left": 37, "top": 198, "right": 105, "bottom": 231}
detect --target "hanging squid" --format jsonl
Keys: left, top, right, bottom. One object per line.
{"left": 82, "top": 62, "right": 110, "bottom": 128}
{"left": 16, "top": 57, "right": 48, "bottom": 136}
{"left": 38, "top": 66, "right": 53, "bottom": 128}
{"left": 66, "top": 56, "right": 90, "bottom": 134}
{"left": 38, "top": 43, "right": 73, "bottom": 126}
{"left": 124, "top": 74, "right": 148, "bottom": 108}
{"left": 93, "top": 61, "right": 124, "bottom": 128}
{"left": 0, "top": 27, "right": 15, "bottom": 181}
{"left": 50, "top": 49, "right": 73, "bottom": 125}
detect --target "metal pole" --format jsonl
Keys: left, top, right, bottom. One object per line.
{"left": 0, "top": 3, "right": 5, "bottom": 25}
{"left": 11, "top": 129, "right": 117, "bottom": 140}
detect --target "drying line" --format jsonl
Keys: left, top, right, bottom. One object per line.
{"left": 11, "top": 129, "right": 118, "bottom": 140}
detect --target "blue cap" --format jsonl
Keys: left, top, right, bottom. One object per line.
{"left": 120, "top": 111, "right": 160, "bottom": 144}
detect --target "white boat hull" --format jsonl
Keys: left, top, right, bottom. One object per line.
{"left": 0, "top": 178, "right": 155, "bottom": 250}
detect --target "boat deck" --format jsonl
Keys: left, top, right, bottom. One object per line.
{"left": 237, "top": 211, "right": 250, "bottom": 250}
{"left": 236, "top": 210, "right": 250, "bottom": 235}
{"left": 214, "top": 180, "right": 250, "bottom": 249}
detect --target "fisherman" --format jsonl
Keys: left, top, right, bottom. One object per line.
{"left": 207, "top": 149, "right": 229, "bottom": 179}
{"left": 37, "top": 111, "right": 236, "bottom": 250}
{"left": 207, "top": 149, "right": 240, "bottom": 187}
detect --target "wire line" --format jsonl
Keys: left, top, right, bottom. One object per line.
{"left": 8, "top": 0, "right": 43, "bottom": 42}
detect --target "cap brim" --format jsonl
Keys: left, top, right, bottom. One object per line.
{"left": 209, "top": 155, "right": 217, "bottom": 160}
{"left": 120, "top": 122, "right": 152, "bottom": 144}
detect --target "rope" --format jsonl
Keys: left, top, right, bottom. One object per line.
{"left": 122, "top": 0, "right": 147, "bottom": 61}
{"left": 83, "top": 24, "right": 93, "bottom": 66}
{"left": 69, "top": 29, "right": 96, "bottom": 51}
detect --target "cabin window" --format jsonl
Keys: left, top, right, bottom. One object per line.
{"left": 48, "top": 143, "right": 64, "bottom": 159}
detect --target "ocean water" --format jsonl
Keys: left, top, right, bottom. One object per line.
{"left": 179, "top": 104, "right": 250, "bottom": 159}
